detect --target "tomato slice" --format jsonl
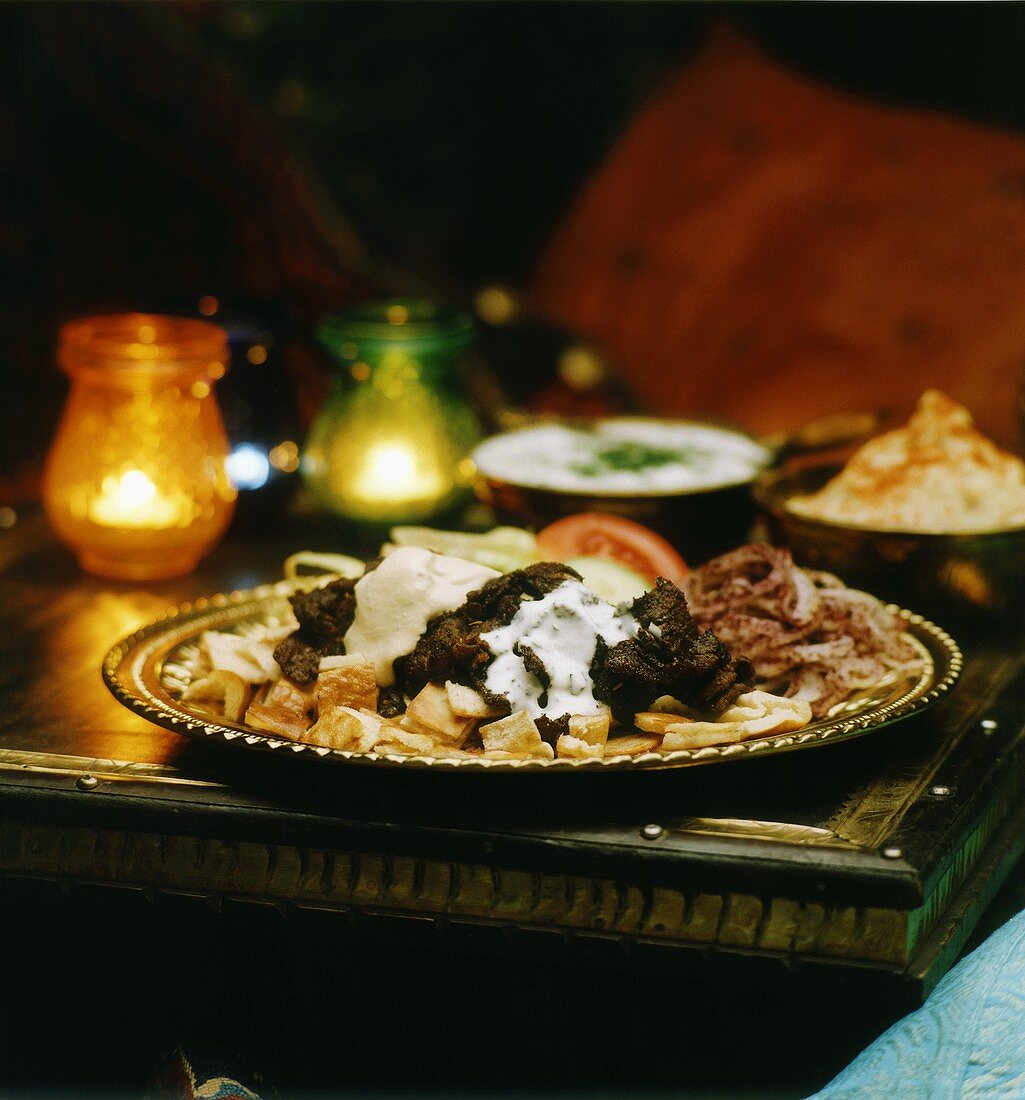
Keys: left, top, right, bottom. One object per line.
{"left": 536, "top": 513, "right": 689, "bottom": 584}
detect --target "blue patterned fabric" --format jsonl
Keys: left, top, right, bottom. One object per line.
{"left": 812, "top": 909, "right": 1025, "bottom": 1098}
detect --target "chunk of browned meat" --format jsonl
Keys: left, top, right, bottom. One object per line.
{"left": 398, "top": 562, "right": 580, "bottom": 703}
{"left": 272, "top": 575, "right": 359, "bottom": 684}
{"left": 271, "top": 635, "right": 323, "bottom": 686}
{"left": 631, "top": 578, "right": 701, "bottom": 651}
{"left": 402, "top": 566, "right": 752, "bottom": 738}
{"left": 593, "top": 579, "right": 755, "bottom": 723}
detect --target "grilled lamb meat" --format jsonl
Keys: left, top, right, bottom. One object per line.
{"left": 594, "top": 578, "right": 755, "bottom": 721}
{"left": 397, "top": 562, "right": 580, "bottom": 705}
{"left": 400, "top": 564, "right": 753, "bottom": 741}
{"left": 273, "top": 552, "right": 752, "bottom": 737}
{"left": 273, "top": 559, "right": 389, "bottom": 684}
{"left": 273, "top": 575, "right": 360, "bottom": 684}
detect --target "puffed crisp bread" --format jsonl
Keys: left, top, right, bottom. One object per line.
{"left": 302, "top": 705, "right": 383, "bottom": 752}
{"left": 660, "top": 691, "right": 812, "bottom": 751}
{"left": 264, "top": 676, "right": 316, "bottom": 719}
{"left": 647, "top": 695, "right": 693, "bottom": 716}
{"left": 244, "top": 702, "right": 310, "bottom": 741}
{"left": 445, "top": 681, "right": 503, "bottom": 719}
{"left": 200, "top": 630, "right": 280, "bottom": 684}
{"left": 183, "top": 669, "right": 251, "bottom": 722}
{"left": 374, "top": 727, "right": 438, "bottom": 756}
{"left": 556, "top": 734, "right": 603, "bottom": 760}
{"left": 401, "top": 682, "right": 476, "bottom": 746}
{"left": 568, "top": 711, "right": 611, "bottom": 749}
{"left": 315, "top": 656, "right": 379, "bottom": 714}
{"left": 633, "top": 711, "right": 694, "bottom": 734}
{"left": 479, "top": 710, "right": 554, "bottom": 760}
{"left": 603, "top": 734, "right": 661, "bottom": 757}
{"left": 659, "top": 724, "right": 746, "bottom": 751}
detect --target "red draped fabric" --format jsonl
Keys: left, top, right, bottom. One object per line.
{"left": 532, "top": 29, "right": 1025, "bottom": 449}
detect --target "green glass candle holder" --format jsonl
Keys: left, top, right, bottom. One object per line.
{"left": 303, "top": 300, "right": 483, "bottom": 524}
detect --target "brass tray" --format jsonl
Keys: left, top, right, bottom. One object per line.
{"left": 103, "top": 580, "right": 963, "bottom": 772}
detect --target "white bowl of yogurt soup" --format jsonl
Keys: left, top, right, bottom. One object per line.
{"left": 471, "top": 418, "right": 774, "bottom": 562}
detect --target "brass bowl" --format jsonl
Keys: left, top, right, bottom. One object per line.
{"left": 754, "top": 465, "right": 1025, "bottom": 621}
{"left": 471, "top": 418, "right": 773, "bottom": 564}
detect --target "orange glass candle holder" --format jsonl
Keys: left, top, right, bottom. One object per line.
{"left": 43, "top": 314, "right": 237, "bottom": 580}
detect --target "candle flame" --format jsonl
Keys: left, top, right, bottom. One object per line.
{"left": 352, "top": 442, "right": 447, "bottom": 504}
{"left": 109, "top": 469, "right": 157, "bottom": 507}
{"left": 88, "top": 469, "right": 184, "bottom": 529}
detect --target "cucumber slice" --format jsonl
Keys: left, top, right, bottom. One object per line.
{"left": 565, "top": 555, "right": 651, "bottom": 602}
{"left": 386, "top": 525, "right": 539, "bottom": 572}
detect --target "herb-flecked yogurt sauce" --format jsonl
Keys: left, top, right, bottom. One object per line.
{"left": 472, "top": 419, "right": 771, "bottom": 495}
{"left": 481, "top": 580, "right": 641, "bottom": 720}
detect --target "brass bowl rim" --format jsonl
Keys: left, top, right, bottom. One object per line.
{"left": 477, "top": 470, "right": 757, "bottom": 504}
{"left": 754, "top": 465, "right": 1025, "bottom": 543}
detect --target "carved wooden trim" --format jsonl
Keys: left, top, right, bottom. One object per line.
{"left": 0, "top": 819, "right": 910, "bottom": 964}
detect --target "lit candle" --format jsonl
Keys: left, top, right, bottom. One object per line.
{"left": 43, "top": 314, "right": 236, "bottom": 580}
{"left": 87, "top": 470, "right": 185, "bottom": 529}
{"left": 350, "top": 441, "right": 449, "bottom": 505}
{"left": 303, "top": 300, "right": 483, "bottom": 524}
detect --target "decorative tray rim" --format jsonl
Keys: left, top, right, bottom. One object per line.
{"left": 102, "top": 579, "right": 963, "bottom": 773}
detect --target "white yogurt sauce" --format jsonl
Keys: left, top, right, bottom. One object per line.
{"left": 481, "top": 580, "right": 640, "bottom": 720}
{"left": 344, "top": 547, "right": 499, "bottom": 686}
{"left": 472, "top": 419, "right": 771, "bottom": 495}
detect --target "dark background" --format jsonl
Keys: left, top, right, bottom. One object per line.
{"left": 6, "top": 0, "right": 1025, "bottom": 475}
{"left": 9, "top": 4, "right": 1025, "bottom": 294}
{"left": 4, "top": 1, "right": 1025, "bottom": 489}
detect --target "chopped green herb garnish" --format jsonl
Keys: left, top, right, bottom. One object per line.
{"left": 570, "top": 441, "right": 713, "bottom": 478}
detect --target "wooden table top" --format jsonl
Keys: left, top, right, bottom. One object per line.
{"left": 3, "top": 508, "right": 1025, "bottom": 992}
